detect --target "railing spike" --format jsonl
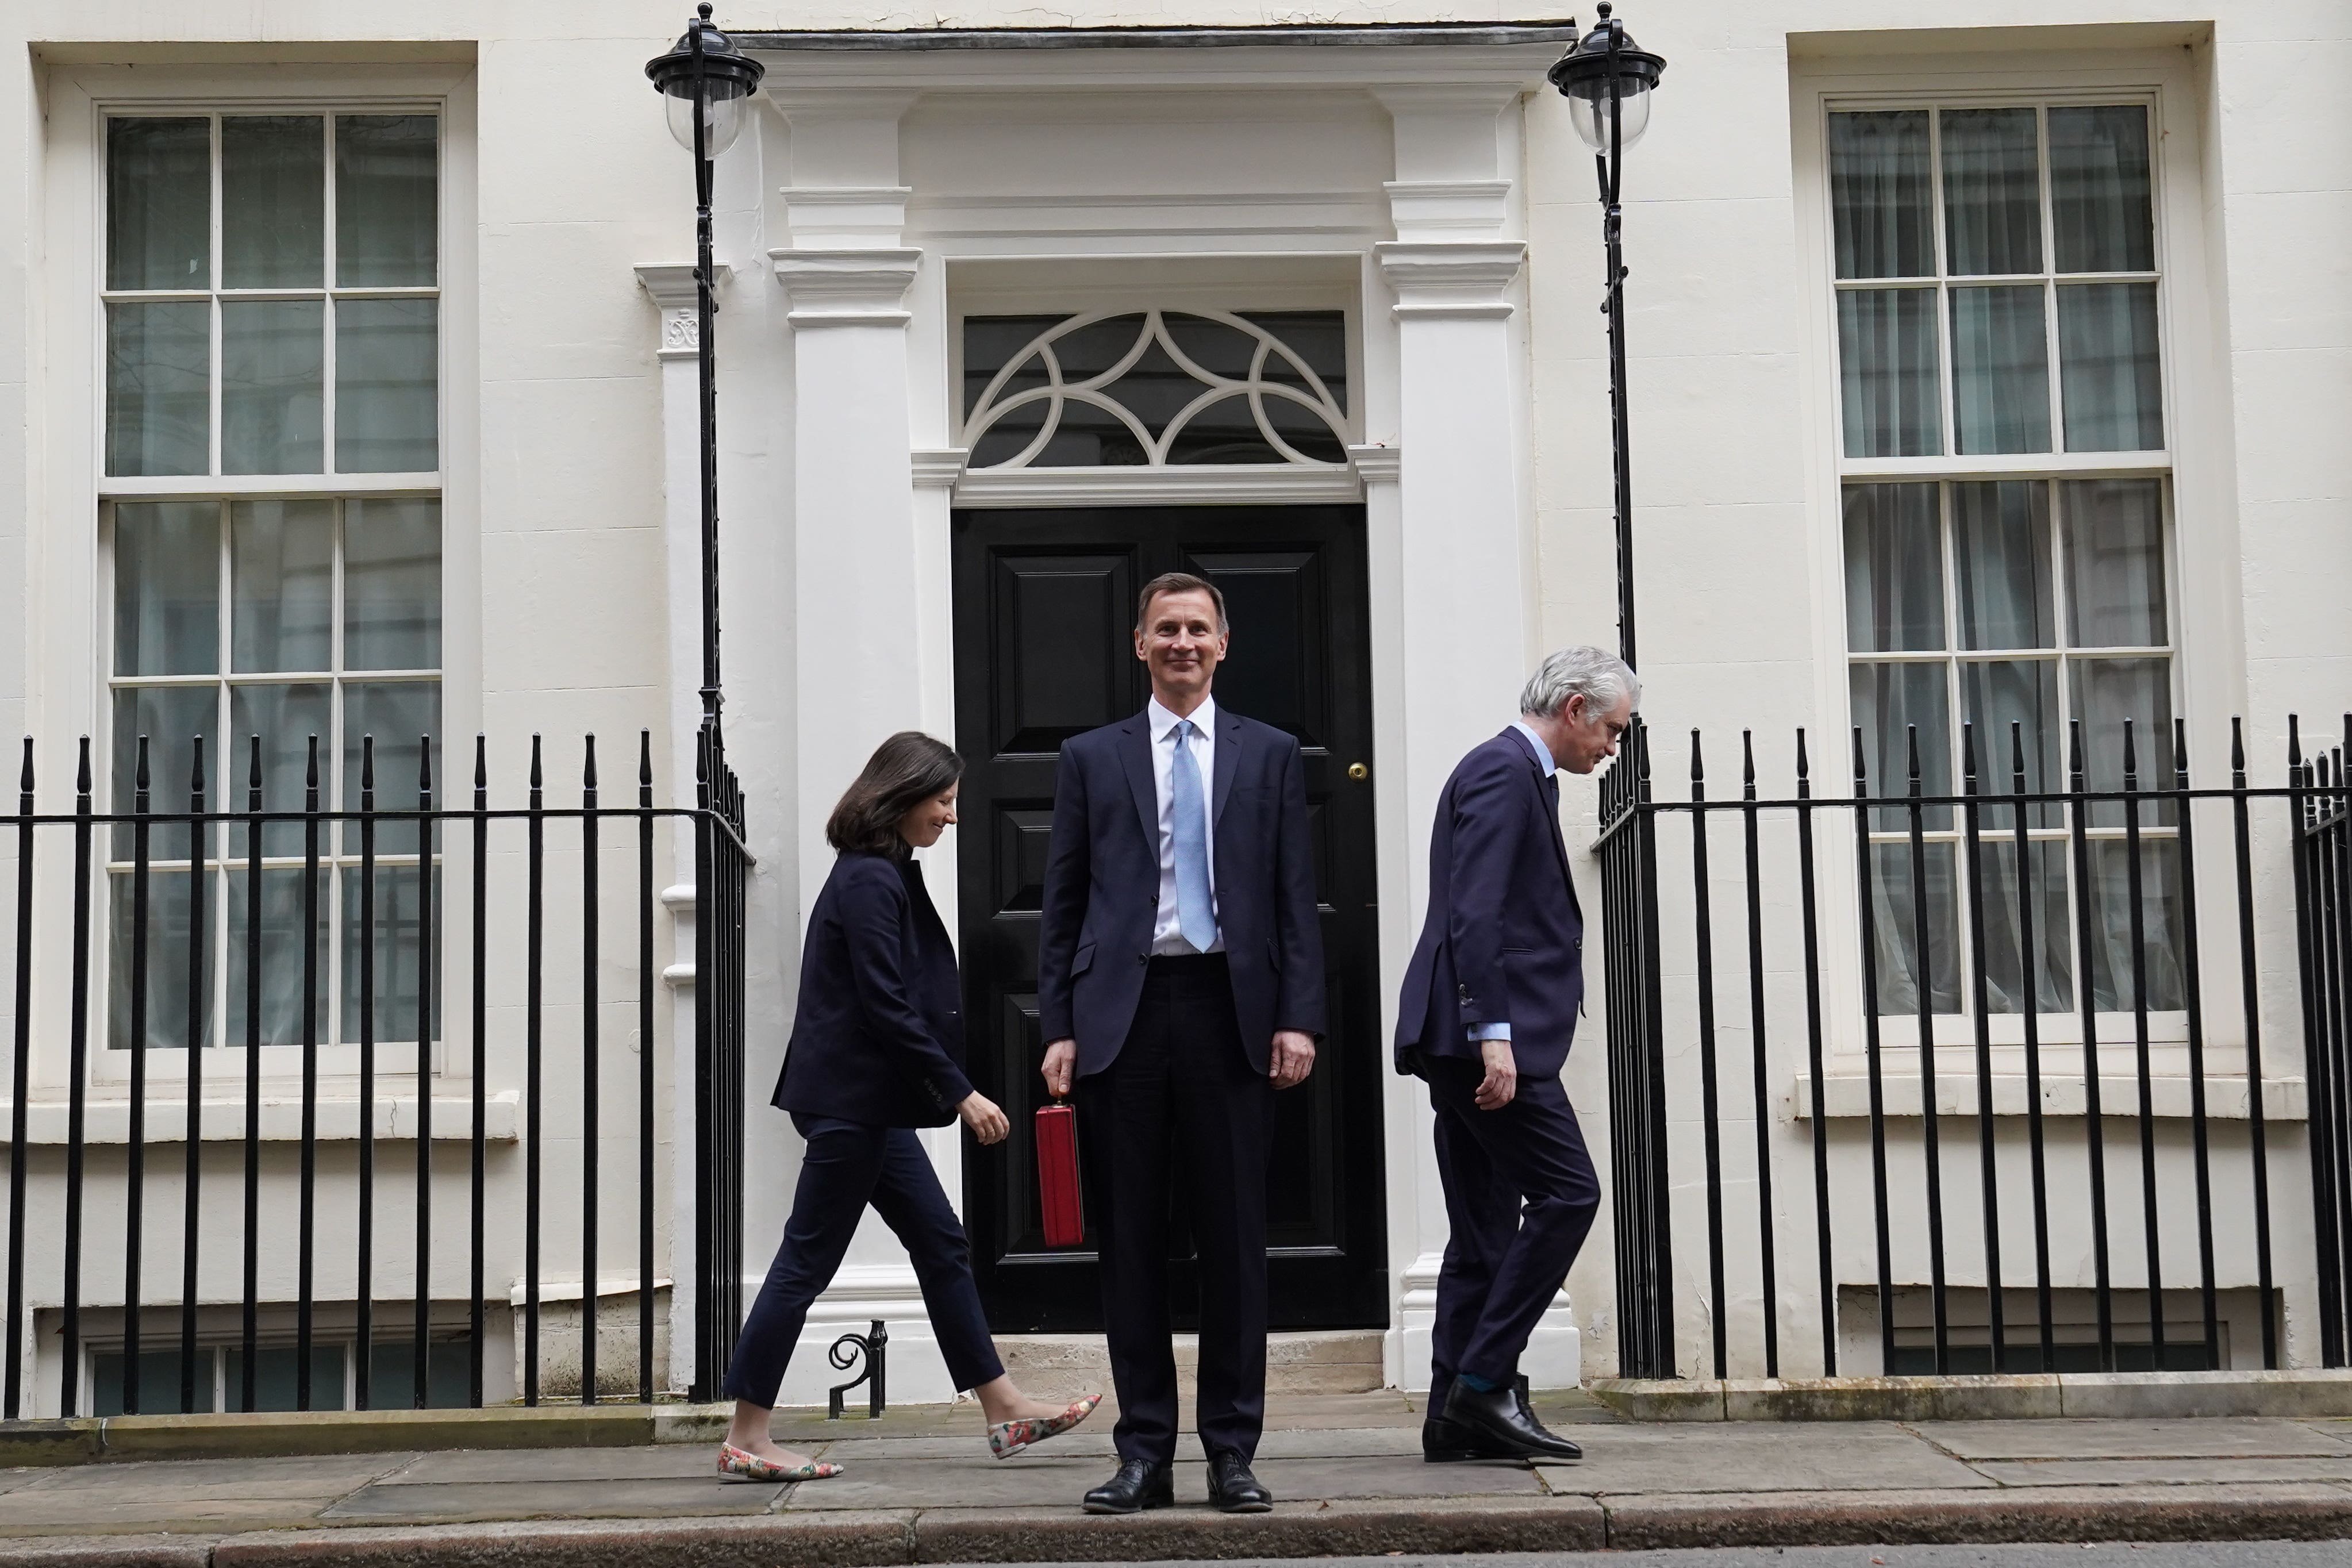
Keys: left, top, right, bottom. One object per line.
{"left": 78, "top": 736, "right": 92, "bottom": 799}
{"left": 248, "top": 735, "right": 263, "bottom": 796}
{"left": 529, "top": 734, "right": 544, "bottom": 795}
{"left": 17, "top": 736, "right": 30, "bottom": 801}
{"left": 2123, "top": 716, "right": 2138, "bottom": 790}
{"left": 583, "top": 733, "right": 599, "bottom": 792}
{"left": 639, "top": 730, "right": 654, "bottom": 791}
{"left": 2070, "top": 718, "right": 2086, "bottom": 787}
{"left": 2231, "top": 716, "right": 2246, "bottom": 786}
{"left": 190, "top": 734, "right": 205, "bottom": 797}
{"left": 1794, "top": 726, "right": 1809, "bottom": 781}
{"left": 1690, "top": 728, "right": 1705, "bottom": 785}
{"left": 1742, "top": 730, "right": 1757, "bottom": 799}
{"left": 362, "top": 735, "right": 376, "bottom": 797}
{"left": 474, "top": 733, "right": 489, "bottom": 797}
{"left": 2174, "top": 716, "right": 2190, "bottom": 790}
{"left": 1961, "top": 720, "right": 1977, "bottom": 790}
{"left": 418, "top": 736, "right": 433, "bottom": 796}
{"left": 304, "top": 735, "right": 320, "bottom": 801}
{"left": 1905, "top": 723, "right": 1921, "bottom": 794}
{"left": 2011, "top": 719, "right": 2026, "bottom": 789}
{"left": 2288, "top": 713, "right": 2303, "bottom": 771}
{"left": 136, "top": 734, "right": 151, "bottom": 802}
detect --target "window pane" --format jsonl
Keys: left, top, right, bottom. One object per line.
{"left": 1169, "top": 395, "right": 1284, "bottom": 465}
{"left": 106, "top": 302, "right": 210, "bottom": 476}
{"left": 336, "top": 115, "right": 437, "bottom": 287}
{"left": 1842, "top": 482, "right": 1944, "bottom": 652}
{"left": 2070, "top": 657, "right": 2174, "bottom": 829}
{"left": 1829, "top": 110, "right": 1934, "bottom": 279}
{"left": 221, "top": 116, "right": 323, "bottom": 288}
{"left": 1850, "top": 661, "right": 1953, "bottom": 830}
{"left": 345, "top": 498, "right": 443, "bottom": 670}
{"left": 335, "top": 299, "right": 438, "bottom": 471}
{"left": 1978, "top": 839, "right": 2073, "bottom": 1015}
{"left": 341, "top": 865, "right": 440, "bottom": 1047}
{"left": 1838, "top": 289, "right": 1943, "bottom": 458}
{"left": 2086, "top": 837, "right": 2186, "bottom": 1012}
{"left": 2062, "top": 479, "right": 2167, "bottom": 647}
{"left": 93, "top": 1348, "right": 208, "bottom": 1416}
{"left": 2058, "top": 283, "right": 2163, "bottom": 452}
{"left": 962, "top": 316, "right": 1059, "bottom": 420}
{"left": 109, "top": 868, "right": 213, "bottom": 1052}
{"left": 2049, "top": 106, "right": 2155, "bottom": 274}
{"left": 342, "top": 684, "right": 440, "bottom": 852}
{"left": 1239, "top": 310, "right": 1349, "bottom": 417}
{"left": 1867, "top": 841, "right": 1960, "bottom": 1016}
{"left": 1951, "top": 286, "right": 2051, "bottom": 455}
{"left": 225, "top": 866, "right": 330, "bottom": 1050}
{"left": 222, "top": 300, "right": 324, "bottom": 475}
{"left": 1959, "top": 659, "right": 2061, "bottom": 829}
{"left": 1940, "top": 107, "right": 2043, "bottom": 276}
{"left": 231, "top": 683, "right": 331, "bottom": 856}
{"left": 1951, "top": 481, "right": 2054, "bottom": 650}
{"left": 106, "top": 117, "right": 210, "bottom": 291}
{"left": 112, "top": 686, "right": 220, "bottom": 858}
{"left": 230, "top": 501, "right": 333, "bottom": 673}
{"left": 114, "top": 502, "right": 219, "bottom": 676}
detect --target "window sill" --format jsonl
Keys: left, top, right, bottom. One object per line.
{"left": 0, "top": 1091, "right": 520, "bottom": 1145}
{"left": 1792, "top": 1072, "right": 2304, "bottom": 1123}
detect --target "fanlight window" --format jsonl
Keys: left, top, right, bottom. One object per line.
{"left": 962, "top": 309, "right": 1348, "bottom": 470}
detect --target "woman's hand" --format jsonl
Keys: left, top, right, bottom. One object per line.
{"left": 958, "top": 1090, "right": 1010, "bottom": 1145}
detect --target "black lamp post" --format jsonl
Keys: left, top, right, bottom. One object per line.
{"left": 1548, "top": 3, "right": 1665, "bottom": 669}
{"left": 645, "top": 5, "right": 764, "bottom": 739}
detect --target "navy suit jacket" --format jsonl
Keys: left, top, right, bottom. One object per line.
{"left": 1037, "top": 703, "right": 1326, "bottom": 1077}
{"left": 775, "top": 851, "right": 974, "bottom": 1128}
{"left": 1394, "top": 728, "right": 1586, "bottom": 1079}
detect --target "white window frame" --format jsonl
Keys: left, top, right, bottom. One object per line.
{"left": 35, "top": 62, "right": 479, "bottom": 1098}
{"left": 1790, "top": 43, "right": 2239, "bottom": 1070}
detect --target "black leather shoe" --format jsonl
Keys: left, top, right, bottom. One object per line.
{"left": 1443, "top": 1380, "right": 1582, "bottom": 1460}
{"left": 1206, "top": 1452, "right": 1274, "bottom": 1513}
{"left": 1423, "top": 1413, "right": 1516, "bottom": 1462}
{"left": 1512, "top": 1375, "right": 1583, "bottom": 1456}
{"left": 1082, "top": 1458, "right": 1174, "bottom": 1515}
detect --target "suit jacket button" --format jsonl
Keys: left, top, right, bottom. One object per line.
{"left": 1138, "top": 952, "right": 1150, "bottom": 965}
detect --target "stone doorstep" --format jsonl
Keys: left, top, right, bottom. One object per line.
{"left": 20, "top": 1486, "right": 2352, "bottom": 1566}
{"left": 0, "top": 1405, "right": 731, "bottom": 1469}
{"left": 1590, "top": 1368, "right": 2352, "bottom": 1423}
{"left": 1000, "top": 1331, "right": 1385, "bottom": 1398}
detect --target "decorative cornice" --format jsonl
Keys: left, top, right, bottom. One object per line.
{"left": 1384, "top": 178, "right": 1513, "bottom": 239}
{"left": 1347, "top": 444, "right": 1402, "bottom": 484}
{"left": 910, "top": 449, "right": 969, "bottom": 490}
{"left": 770, "top": 247, "right": 923, "bottom": 328}
{"left": 782, "top": 185, "right": 914, "bottom": 249}
{"left": 633, "top": 263, "right": 733, "bottom": 359}
{"left": 1374, "top": 240, "right": 1526, "bottom": 321}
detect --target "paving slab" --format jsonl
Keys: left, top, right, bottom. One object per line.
{"left": 1172, "top": 1454, "right": 1544, "bottom": 1502}
{"left": 1534, "top": 1421, "right": 1994, "bottom": 1494}
{"left": 777, "top": 1452, "right": 1105, "bottom": 1511}
{"left": 1969, "top": 1454, "right": 2352, "bottom": 1487}
{"left": 321, "top": 1474, "right": 788, "bottom": 1522}
{"left": 377, "top": 1446, "right": 724, "bottom": 1484}
{"left": 816, "top": 1432, "right": 1121, "bottom": 1462}
{"left": 0, "top": 1534, "right": 213, "bottom": 1565}
{"left": 7, "top": 1451, "right": 408, "bottom": 1501}
{"left": 1907, "top": 1416, "right": 2352, "bottom": 1460}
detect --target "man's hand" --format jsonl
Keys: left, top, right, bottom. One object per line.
{"left": 1473, "top": 1037, "right": 1517, "bottom": 1111}
{"left": 1270, "top": 1030, "right": 1317, "bottom": 1090}
{"left": 1041, "top": 1039, "right": 1077, "bottom": 1098}
{"left": 957, "top": 1090, "right": 1011, "bottom": 1145}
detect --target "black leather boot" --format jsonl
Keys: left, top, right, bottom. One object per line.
{"left": 1082, "top": 1458, "right": 1174, "bottom": 1515}
{"left": 1442, "top": 1379, "right": 1583, "bottom": 1460}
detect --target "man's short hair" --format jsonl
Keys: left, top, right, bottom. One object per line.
{"left": 1135, "top": 571, "right": 1229, "bottom": 633}
{"left": 1520, "top": 646, "right": 1640, "bottom": 720}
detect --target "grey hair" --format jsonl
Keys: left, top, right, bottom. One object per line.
{"left": 1519, "top": 646, "right": 1640, "bottom": 720}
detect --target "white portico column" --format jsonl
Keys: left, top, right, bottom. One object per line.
{"left": 633, "top": 261, "right": 732, "bottom": 1395}
{"left": 763, "top": 88, "right": 960, "bottom": 1406}
{"left": 1375, "top": 85, "right": 1579, "bottom": 1393}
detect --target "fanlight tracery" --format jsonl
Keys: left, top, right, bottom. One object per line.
{"left": 962, "top": 309, "right": 1350, "bottom": 470}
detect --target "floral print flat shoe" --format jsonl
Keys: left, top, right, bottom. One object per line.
{"left": 988, "top": 1392, "right": 1102, "bottom": 1459}
{"left": 718, "top": 1442, "right": 842, "bottom": 1482}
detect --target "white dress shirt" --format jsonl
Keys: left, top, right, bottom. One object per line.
{"left": 1147, "top": 694, "right": 1223, "bottom": 955}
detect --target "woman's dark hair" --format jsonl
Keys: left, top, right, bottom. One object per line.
{"left": 825, "top": 731, "right": 964, "bottom": 856}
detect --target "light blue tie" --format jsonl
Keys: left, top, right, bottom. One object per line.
{"left": 1169, "top": 720, "right": 1215, "bottom": 952}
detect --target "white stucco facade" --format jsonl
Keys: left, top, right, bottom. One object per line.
{"left": 0, "top": 1, "right": 2346, "bottom": 1412}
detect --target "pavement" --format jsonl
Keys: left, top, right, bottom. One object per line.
{"left": 7, "top": 1392, "right": 2352, "bottom": 1563}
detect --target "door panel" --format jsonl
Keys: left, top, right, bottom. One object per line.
{"left": 952, "top": 505, "right": 1385, "bottom": 1332}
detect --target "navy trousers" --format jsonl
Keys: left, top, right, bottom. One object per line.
{"left": 1415, "top": 1057, "right": 1601, "bottom": 1414}
{"left": 1076, "top": 953, "right": 1274, "bottom": 1467}
{"left": 722, "top": 1114, "right": 1004, "bottom": 1407}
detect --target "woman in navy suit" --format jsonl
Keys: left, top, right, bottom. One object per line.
{"left": 718, "top": 732, "right": 1098, "bottom": 1482}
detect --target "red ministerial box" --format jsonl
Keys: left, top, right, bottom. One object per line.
{"left": 1035, "top": 1101, "right": 1085, "bottom": 1248}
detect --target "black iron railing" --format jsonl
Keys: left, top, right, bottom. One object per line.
{"left": 0, "top": 725, "right": 750, "bottom": 1417}
{"left": 1598, "top": 712, "right": 2347, "bottom": 1380}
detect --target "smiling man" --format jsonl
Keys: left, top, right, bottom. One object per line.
{"left": 1037, "top": 571, "right": 1324, "bottom": 1516}
{"left": 1395, "top": 645, "right": 1637, "bottom": 1465}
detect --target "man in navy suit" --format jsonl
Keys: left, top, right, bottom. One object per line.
{"left": 1396, "top": 646, "right": 1637, "bottom": 1463}
{"left": 1037, "top": 571, "right": 1324, "bottom": 1516}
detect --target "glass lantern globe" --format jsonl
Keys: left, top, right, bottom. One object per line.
{"left": 645, "top": 5, "right": 766, "bottom": 159}
{"left": 1546, "top": 4, "right": 1667, "bottom": 156}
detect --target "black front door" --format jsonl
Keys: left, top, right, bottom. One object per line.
{"left": 952, "top": 505, "right": 1386, "bottom": 1332}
